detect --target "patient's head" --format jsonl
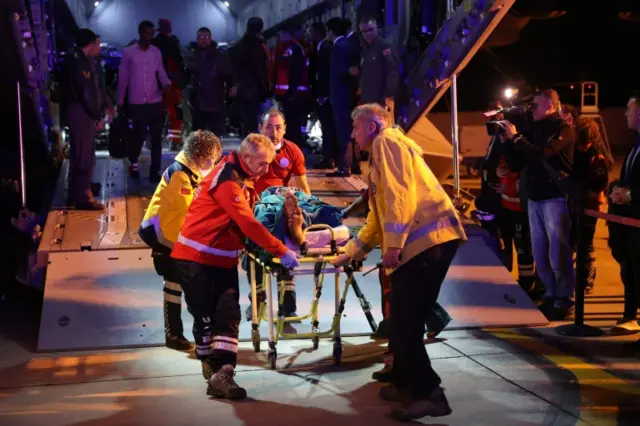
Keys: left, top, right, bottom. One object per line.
{"left": 260, "top": 108, "right": 287, "bottom": 147}
{"left": 183, "top": 130, "right": 223, "bottom": 176}
{"left": 238, "top": 134, "right": 276, "bottom": 178}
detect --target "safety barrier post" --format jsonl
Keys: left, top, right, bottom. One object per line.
{"left": 556, "top": 201, "right": 604, "bottom": 337}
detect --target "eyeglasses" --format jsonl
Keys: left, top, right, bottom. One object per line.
{"left": 198, "top": 35, "right": 211, "bottom": 40}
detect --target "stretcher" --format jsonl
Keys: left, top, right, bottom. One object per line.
{"left": 246, "top": 224, "right": 378, "bottom": 369}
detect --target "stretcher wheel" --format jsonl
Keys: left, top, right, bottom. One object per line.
{"left": 312, "top": 336, "right": 319, "bottom": 350}
{"left": 268, "top": 349, "right": 277, "bottom": 370}
{"left": 333, "top": 342, "right": 342, "bottom": 365}
{"left": 251, "top": 330, "right": 261, "bottom": 353}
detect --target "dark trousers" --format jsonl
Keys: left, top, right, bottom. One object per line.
{"left": 192, "top": 109, "right": 226, "bottom": 136}
{"left": 391, "top": 240, "right": 459, "bottom": 397}
{"left": 245, "top": 255, "right": 297, "bottom": 314}
{"left": 620, "top": 259, "right": 640, "bottom": 321}
{"left": 499, "top": 208, "right": 536, "bottom": 291}
{"left": 317, "top": 100, "right": 337, "bottom": 165}
{"left": 281, "top": 97, "right": 306, "bottom": 149}
{"left": 66, "top": 103, "right": 97, "bottom": 204}
{"left": 152, "top": 251, "right": 185, "bottom": 337}
{"left": 128, "top": 102, "right": 165, "bottom": 174}
{"left": 332, "top": 101, "right": 353, "bottom": 172}
{"left": 238, "top": 98, "right": 262, "bottom": 136}
{"left": 573, "top": 215, "right": 597, "bottom": 291}
{"left": 175, "top": 259, "right": 241, "bottom": 369}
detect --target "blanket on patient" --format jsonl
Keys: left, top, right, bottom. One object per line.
{"left": 247, "top": 187, "right": 345, "bottom": 261}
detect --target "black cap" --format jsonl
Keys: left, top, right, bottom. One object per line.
{"left": 76, "top": 29, "right": 99, "bottom": 48}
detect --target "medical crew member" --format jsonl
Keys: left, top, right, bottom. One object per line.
{"left": 171, "top": 134, "right": 299, "bottom": 400}
{"left": 139, "top": 131, "right": 221, "bottom": 351}
{"left": 333, "top": 104, "right": 466, "bottom": 421}
{"left": 245, "top": 108, "right": 310, "bottom": 319}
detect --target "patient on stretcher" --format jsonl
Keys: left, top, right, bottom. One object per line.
{"left": 252, "top": 186, "right": 350, "bottom": 253}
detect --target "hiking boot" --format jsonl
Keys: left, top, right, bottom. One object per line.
{"left": 372, "top": 364, "right": 394, "bottom": 383}
{"left": 202, "top": 362, "right": 214, "bottom": 381}
{"left": 165, "top": 335, "right": 194, "bottom": 352}
{"left": 207, "top": 364, "right": 247, "bottom": 400}
{"left": 390, "top": 387, "right": 452, "bottom": 421}
{"left": 379, "top": 385, "right": 411, "bottom": 403}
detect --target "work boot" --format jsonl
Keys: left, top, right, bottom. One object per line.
{"left": 379, "top": 385, "right": 411, "bottom": 403}
{"left": 372, "top": 364, "right": 394, "bottom": 382}
{"left": 202, "top": 361, "right": 214, "bottom": 381}
{"left": 206, "top": 364, "right": 247, "bottom": 400}
{"left": 165, "top": 335, "right": 193, "bottom": 352}
{"left": 390, "top": 387, "right": 452, "bottom": 421}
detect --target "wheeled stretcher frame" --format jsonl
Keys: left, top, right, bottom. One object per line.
{"left": 246, "top": 225, "right": 378, "bottom": 369}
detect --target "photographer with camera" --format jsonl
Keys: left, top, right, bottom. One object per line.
{"left": 500, "top": 89, "right": 576, "bottom": 321}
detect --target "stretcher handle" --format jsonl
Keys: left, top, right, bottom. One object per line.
{"left": 302, "top": 224, "right": 338, "bottom": 255}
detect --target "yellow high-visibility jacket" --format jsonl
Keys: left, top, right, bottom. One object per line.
{"left": 344, "top": 127, "right": 467, "bottom": 273}
{"left": 139, "top": 151, "right": 201, "bottom": 252}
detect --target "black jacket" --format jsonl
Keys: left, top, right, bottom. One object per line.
{"left": 190, "top": 45, "right": 233, "bottom": 112}
{"left": 312, "top": 39, "right": 332, "bottom": 99}
{"left": 330, "top": 37, "right": 352, "bottom": 107}
{"left": 504, "top": 114, "right": 575, "bottom": 202}
{"left": 229, "top": 33, "right": 270, "bottom": 101}
{"left": 152, "top": 34, "right": 184, "bottom": 84}
{"left": 62, "top": 47, "right": 108, "bottom": 120}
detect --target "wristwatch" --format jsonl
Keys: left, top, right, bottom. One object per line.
{"left": 625, "top": 189, "right": 632, "bottom": 203}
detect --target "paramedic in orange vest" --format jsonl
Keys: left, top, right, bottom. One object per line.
{"left": 496, "top": 155, "right": 538, "bottom": 298}
{"left": 273, "top": 23, "right": 310, "bottom": 150}
{"left": 244, "top": 108, "right": 310, "bottom": 320}
{"left": 171, "top": 134, "right": 299, "bottom": 400}
{"left": 152, "top": 19, "right": 185, "bottom": 149}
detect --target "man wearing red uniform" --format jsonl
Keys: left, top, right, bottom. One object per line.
{"left": 245, "top": 108, "right": 310, "bottom": 319}
{"left": 171, "top": 134, "right": 299, "bottom": 400}
{"left": 256, "top": 108, "right": 310, "bottom": 195}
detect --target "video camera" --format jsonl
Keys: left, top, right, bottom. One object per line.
{"left": 483, "top": 104, "right": 532, "bottom": 137}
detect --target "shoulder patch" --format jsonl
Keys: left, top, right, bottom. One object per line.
{"left": 383, "top": 48, "right": 392, "bottom": 56}
{"left": 180, "top": 188, "right": 191, "bottom": 195}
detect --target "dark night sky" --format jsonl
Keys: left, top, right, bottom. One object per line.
{"left": 453, "top": 2, "right": 640, "bottom": 111}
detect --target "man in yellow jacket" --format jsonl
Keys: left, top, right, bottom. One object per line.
{"left": 139, "top": 130, "right": 222, "bottom": 351}
{"left": 333, "top": 103, "right": 466, "bottom": 421}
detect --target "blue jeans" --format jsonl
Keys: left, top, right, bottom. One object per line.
{"left": 528, "top": 198, "right": 574, "bottom": 306}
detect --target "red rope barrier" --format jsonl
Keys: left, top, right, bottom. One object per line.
{"left": 584, "top": 208, "right": 640, "bottom": 228}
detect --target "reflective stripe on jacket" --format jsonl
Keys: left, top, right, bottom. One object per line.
{"left": 171, "top": 152, "right": 288, "bottom": 268}
{"left": 344, "top": 127, "right": 467, "bottom": 274}
{"left": 139, "top": 151, "right": 200, "bottom": 252}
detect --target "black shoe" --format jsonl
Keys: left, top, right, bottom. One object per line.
{"left": 207, "top": 364, "right": 247, "bottom": 400}
{"left": 165, "top": 335, "right": 194, "bottom": 352}
{"left": 74, "top": 201, "right": 105, "bottom": 211}
{"left": 372, "top": 364, "right": 394, "bottom": 382}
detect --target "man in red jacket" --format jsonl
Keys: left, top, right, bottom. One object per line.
{"left": 171, "top": 134, "right": 299, "bottom": 400}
